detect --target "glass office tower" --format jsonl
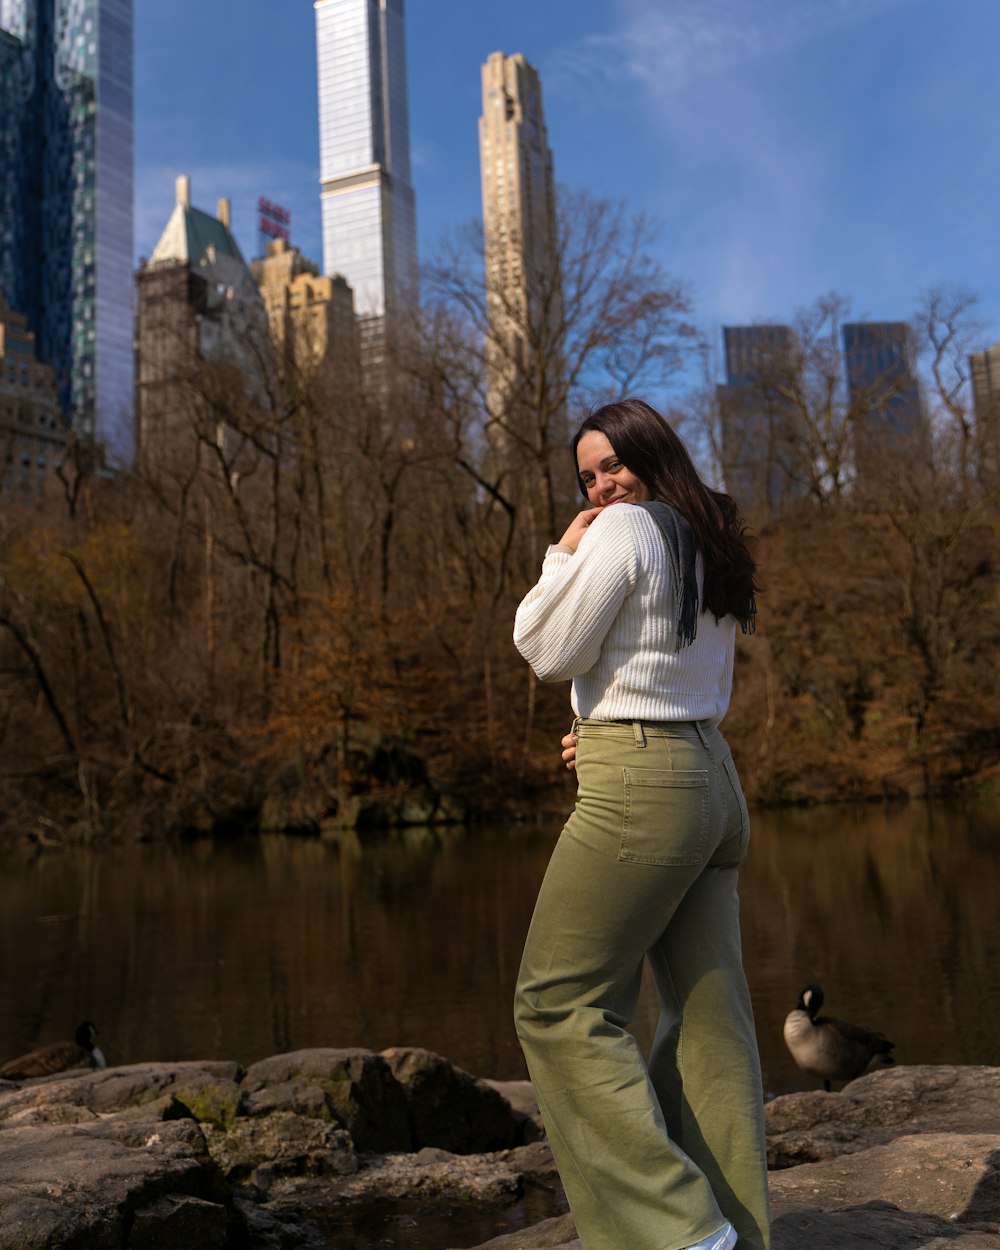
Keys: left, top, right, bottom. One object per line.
{"left": 842, "top": 321, "right": 924, "bottom": 478}
{"left": 0, "top": 0, "right": 134, "bottom": 463}
{"left": 717, "top": 324, "right": 804, "bottom": 515}
{"left": 314, "top": 0, "right": 417, "bottom": 325}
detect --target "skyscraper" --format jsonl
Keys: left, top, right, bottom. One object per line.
{"left": 314, "top": 0, "right": 417, "bottom": 339}
{"left": 0, "top": 0, "right": 134, "bottom": 463}
{"left": 968, "top": 341, "right": 1000, "bottom": 483}
{"left": 478, "top": 51, "right": 559, "bottom": 423}
{"left": 842, "top": 321, "right": 924, "bottom": 477}
{"left": 717, "top": 324, "right": 803, "bottom": 514}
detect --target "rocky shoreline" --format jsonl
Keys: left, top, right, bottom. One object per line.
{"left": 0, "top": 1050, "right": 997, "bottom": 1249}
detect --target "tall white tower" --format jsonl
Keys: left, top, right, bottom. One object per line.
{"left": 314, "top": 0, "right": 417, "bottom": 329}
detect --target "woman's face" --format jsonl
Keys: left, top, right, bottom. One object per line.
{"left": 577, "top": 430, "right": 651, "bottom": 507}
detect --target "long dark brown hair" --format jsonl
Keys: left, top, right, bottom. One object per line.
{"left": 573, "top": 398, "right": 758, "bottom": 627}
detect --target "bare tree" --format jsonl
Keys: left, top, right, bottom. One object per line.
{"left": 425, "top": 187, "right": 694, "bottom": 561}
{"left": 911, "top": 284, "right": 987, "bottom": 487}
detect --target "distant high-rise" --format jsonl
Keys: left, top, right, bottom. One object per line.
{"left": 251, "top": 238, "right": 359, "bottom": 387}
{"left": 135, "top": 176, "right": 267, "bottom": 452}
{"left": 968, "top": 342, "right": 1000, "bottom": 483}
{"left": 314, "top": 0, "right": 417, "bottom": 339}
{"left": 842, "top": 322, "right": 924, "bottom": 477}
{"left": 717, "top": 324, "right": 803, "bottom": 514}
{"left": 0, "top": 0, "right": 134, "bottom": 463}
{"left": 0, "top": 291, "right": 66, "bottom": 501}
{"left": 478, "top": 51, "right": 559, "bottom": 423}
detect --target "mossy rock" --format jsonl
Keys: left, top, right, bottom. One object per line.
{"left": 171, "top": 1079, "right": 244, "bottom": 1130}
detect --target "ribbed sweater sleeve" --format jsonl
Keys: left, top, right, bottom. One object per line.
{"left": 513, "top": 506, "right": 639, "bottom": 682}
{"left": 513, "top": 504, "right": 737, "bottom": 724}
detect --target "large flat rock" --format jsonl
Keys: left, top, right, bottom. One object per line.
{"left": 0, "top": 1117, "right": 233, "bottom": 1250}
{"left": 772, "top": 1204, "right": 1000, "bottom": 1249}
{"left": 766, "top": 1065, "right": 1000, "bottom": 1168}
{"left": 0, "top": 1062, "right": 244, "bottom": 1128}
{"left": 769, "top": 1132, "right": 1000, "bottom": 1224}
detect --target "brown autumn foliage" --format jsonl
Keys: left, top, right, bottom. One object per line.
{"left": 0, "top": 262, "right": 997, "bottom": 846}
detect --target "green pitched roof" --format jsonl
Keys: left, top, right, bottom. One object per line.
{"left": 149, "top": 203, "right": 246, "bottom": 268}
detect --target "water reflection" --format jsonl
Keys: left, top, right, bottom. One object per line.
{"left": 0, "top": 801, "right": 997, "bottom": 1095}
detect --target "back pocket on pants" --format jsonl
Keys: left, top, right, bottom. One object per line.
{"left": 619, "top": 767, "right": 709, "bottom": 866}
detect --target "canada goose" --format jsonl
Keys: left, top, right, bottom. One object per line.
{"left": 783, "top": 984, "right": 894, "bottom": 1091}
{"left": 0, "top": 1021, "right": 106, "bottom": 1080}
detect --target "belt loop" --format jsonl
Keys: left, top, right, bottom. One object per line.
{"left": 694, "top": 719, "right": 710, "bottom": 749}
{"left": 633, "top": 721, "right": 646, "bottom": 749}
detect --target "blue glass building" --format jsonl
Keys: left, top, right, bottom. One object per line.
{"left": 718, "top": 324, "right": 804, "bottom": 514}
{"left": 842, "top": 322, "right": 924, "bottom": 471}
{"left": 0, "top": 0, "right": 133, "bottom": 464}
{"left": 314, "top": 0, "right": 417, "bottom": 326}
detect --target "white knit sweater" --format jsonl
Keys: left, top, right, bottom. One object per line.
{"left": 513, "top": 503, "right": 736, "bottom": 724}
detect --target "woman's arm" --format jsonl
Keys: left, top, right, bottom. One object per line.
{"left": 513, "top": 506, "right": 639, "bottom": 682}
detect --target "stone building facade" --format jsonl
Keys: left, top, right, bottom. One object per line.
{"left": 250, "top": 239, "right": 358, "bottom": 387}
{"left": 0, "top": 292, "right": 66, "bottom": 502}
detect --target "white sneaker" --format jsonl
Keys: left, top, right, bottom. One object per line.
{"left": 685, "top": 1221, "right": 737, "bottom": 1250}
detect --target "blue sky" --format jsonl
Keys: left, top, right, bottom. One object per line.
{"left": 136, "top": 0, "right": 1000, "bottom": 357}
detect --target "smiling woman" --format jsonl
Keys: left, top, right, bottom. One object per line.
{"left": 575, "top": 430, "right": 651, "bottom": 507}
{"left": 512, "top": 398, "right": 766, "bottom": 1250}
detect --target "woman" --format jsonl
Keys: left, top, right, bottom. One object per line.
{"left": 513, "top": 398, "right": 770, "bottom": 1250}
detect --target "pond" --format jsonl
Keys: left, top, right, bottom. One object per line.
{"left": 0, "top": 798, "right": 997, "bottom": 1246}
{"left": 1, "top": 797, "right": 997, "bottom": 1093}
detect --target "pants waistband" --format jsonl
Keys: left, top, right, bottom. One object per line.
{"left": 573, "top": 717, "right": 718, "bottom": 750}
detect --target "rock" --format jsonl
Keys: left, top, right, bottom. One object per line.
{"left": 485, "top": 1078, "right": 546, "bottom": 1143}
{"left": 381, "top": 1047, "right": 519, "bottom": 1153}
{"left": 766, "top": 1064, "right": 1000, "bottom": 1168}
{"left": 446, "top": 1212, "right": 579, "bottom": 1250}
{"left": 500, "top": 1141, "right": 560, "bottom": 1190}
{"left": 771, "top": 1203, "right": 1000, "bottom": 1248}
{"left": 203, "top": 1110, "right": 357, "bottom": 1191}
{"left": 2, "top": 1056, "right": 996, "bottom": 1250}
{"left": 460, "top": 1067, "right": 1000, "bottom": 1250}
{"left": 0, "top": 1117, "right": 236, "bottom": 1250}
{"left": 128, "top": 1193, "right": 231, "bottom": 1248}
{"left": 769, "top": 1132, "right": 1000, "bottom": 1225}
{"left": 232, "top": 1194, "right": 321, "bottom": 1250}
{"left": 327, "top": 1147, "right": 522, "bottom": 1204}
{"left": 0, "top": 1062, "right": 244, "bottom": 1129}
{"left": 399, "top": 792, "right": 438, "bottom": 824}
{"left": 243, "top": 1049, "right": 411, "bottom": 1152}
{"left": 170, "top": 1076, "right": 245, "bottom": 1129}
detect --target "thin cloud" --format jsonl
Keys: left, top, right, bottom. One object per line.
{"left": 547, "top": 0, "right": 917, "bottom": 99}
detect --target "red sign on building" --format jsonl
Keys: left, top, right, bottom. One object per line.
{"left": 258, "top": 196, "right": 291, "bottom": 249}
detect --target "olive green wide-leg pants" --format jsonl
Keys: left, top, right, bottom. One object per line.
{"left": 514, "top": 719, "right": 771, "bottom": 1250}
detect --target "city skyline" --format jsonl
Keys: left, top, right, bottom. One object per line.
{"left": 133, "top": 0, "right": 1000, "bottom": 360}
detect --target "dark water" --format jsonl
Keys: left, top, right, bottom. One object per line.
{"left": 1, "top": 800, "right": 998, "bottom": 1095}
{"left": 2, "top": 799, "right": 998, "bottom": 1248}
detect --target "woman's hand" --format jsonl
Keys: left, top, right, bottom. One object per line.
{"left": 560, "top": 730, "right": 578, "bottom": 770}
{"left": 557, "top": 507, "right": 603, "bottom": 553}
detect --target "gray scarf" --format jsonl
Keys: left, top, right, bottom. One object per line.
{"left": 636, "top": 501, "right": 699, "bottom": 651}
